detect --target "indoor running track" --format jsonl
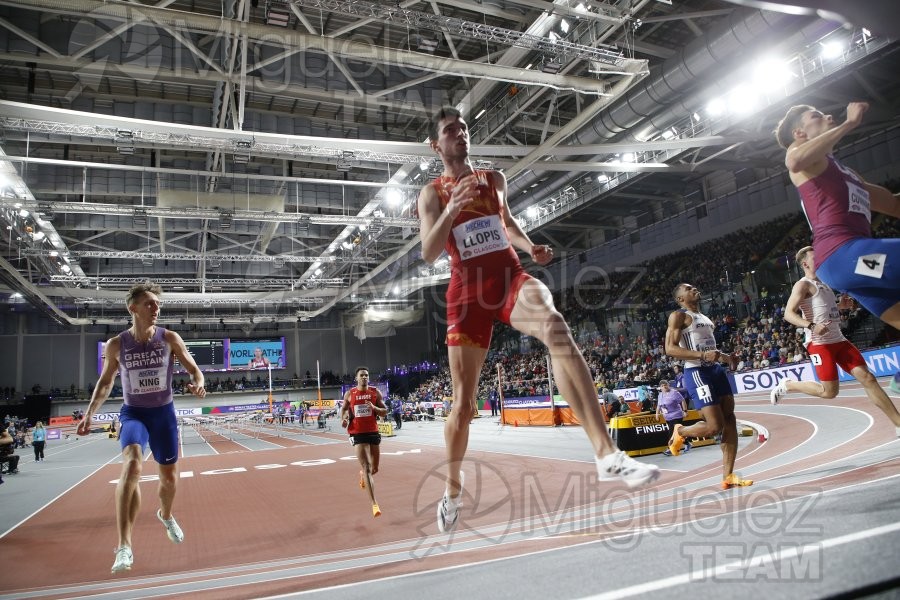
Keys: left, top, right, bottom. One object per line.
{"left": 2, "top": 382, "right": 899, "bottom": 600}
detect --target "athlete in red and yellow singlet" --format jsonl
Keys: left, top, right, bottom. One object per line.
{"left": 417, "top": 107, "right": 660, "bottom": 535}
{"left": 340, "top": 367, "right": 387, "bottom": 517}
{"left": 429, "top": 170, "right": 532, "bottom": 348}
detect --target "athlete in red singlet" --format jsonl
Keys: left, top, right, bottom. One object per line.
{"left": 340, "top": 367, "right": 387, "bottom": 517}
{"left": 418, "top": 107, "right": 659, "bottom": 534}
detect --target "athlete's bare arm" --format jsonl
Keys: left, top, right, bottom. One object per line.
{"left": 498, "top": 172, "right": 553, "bottom": 265}
{"left": 166, "top": 330, "right": 206, "bottom": 398}
{"left": 664, "top": 311, "right": 695, "bottom": 361}
{"left": 418, "top": 173, "right": 482, "bottom": 263}
{"left": 78, "top": 336, "right": 121, "bottom": 435}
{"left": 864, "top": 183, "right": 900, "bottom": 218}
{"left": 340, "top": 390, "right": 352, "bottom": 427}
{"left": 372, "top": 389, "right": 388, "bottom": 417}
{"left": 786, "top": 102, "right": 868, "bottom": 177}
{"left": 783, "top": 279, "right": 819, "bottom": 331}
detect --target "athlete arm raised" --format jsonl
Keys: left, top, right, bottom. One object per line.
{"left": 166, "top": 330, "right": 206, "bottom": 398}
{"left": 785, "top": 102, "right": 867, "bottom": 174}
{"left": 784, "top": 279, "right": 824, "bottom": 334}
{"left": 78, "top": 336, "right": 121, "bottom": 435}
{"left": 498, "top": 172, "right": 553, "bottom": 266}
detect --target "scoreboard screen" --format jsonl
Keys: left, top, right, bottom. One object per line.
{"left": 178, "top": 339, "right": 226, "bottom": 372}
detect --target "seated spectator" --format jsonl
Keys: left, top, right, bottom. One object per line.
{"left": 606, "top": 396, "right": 630, "bottom": 419}
{"left": 0, "top": 425, "right": 20, "bottom": 474}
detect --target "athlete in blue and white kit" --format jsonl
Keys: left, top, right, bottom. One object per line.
{"left": 78, "top": 283, "right": 206, "bottom": 574}
{"left": 664, "top": 283, "right": 752, "bottom": 490}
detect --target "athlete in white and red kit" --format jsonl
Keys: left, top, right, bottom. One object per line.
{"left": 78, "top": 283, "right": 206, "bottom": 574}
{"left": 341, "top": 366, "right": 388, "bottom": 517}
{"left": 771, "top": 247, "right": 900, "bottom": 437}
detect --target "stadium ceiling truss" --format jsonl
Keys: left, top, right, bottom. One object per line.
{"left": 0, "top": 0, "right": 896, "bottom": 326}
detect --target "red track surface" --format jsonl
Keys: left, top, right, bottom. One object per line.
{"left": 2, "top": 388, "right": 898, "bottom": 599}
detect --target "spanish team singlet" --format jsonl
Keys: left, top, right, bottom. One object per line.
{"left": 797, "top": 155, "right": 872, "bottom": 269}
{"left": 118, "top": 327, "right": 175, "bottom": 408}
{"left": 346, "top": 387, "right": 379, "bottom": 435}
{"left": 430, "top": 170, "right": 522, "bottom": 303}
{"left": 677, "top": 309, "right": 718, "bottom": 369}
{"left": 798, "top": 277, "right": 845, "bottom": 345}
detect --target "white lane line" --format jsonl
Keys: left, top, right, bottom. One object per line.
{"left": 582, "top": 520, "right": 900, "bottom": 599}
{"left": 0, "top": 451, "right": 122, "bottom": 540}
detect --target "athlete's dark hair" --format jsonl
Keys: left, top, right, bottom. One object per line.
{"left": 428, "top": 106, "right": 463, "bottom": 143}
{"left": 672, "top": 283, "right": 688, "bottom": 301}
{"left": 355, "top": 366, "right": 369, "bottom": 376}
{"left": 126, "top": 282, "right": 162, "bottom": 309}
{"left": 774, "top": 104, "right": 815, "bottom": 149}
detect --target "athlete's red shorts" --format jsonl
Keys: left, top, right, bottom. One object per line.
{"left": 446, "top": 269, "right": 533, "bottom": 348}
{"left": 806, "top": 340, "right": 867, "bottom": 381}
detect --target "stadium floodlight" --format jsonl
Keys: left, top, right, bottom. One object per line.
{"left": 820, "top": 40, "right": 843, "bottom": 60}
{"left": 386, "top": 188, "right": 403, "bottom": 207}
{"left": 706, "top": 98, "right": 726, "bottom": 117}
{"left": 753, "top": 58, "right": 794, "bottom": 92}
{"left": 728, "top": 84, "right": 758, "bottom": 114}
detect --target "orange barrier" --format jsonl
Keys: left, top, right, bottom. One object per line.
{"left": 50, "top": 416, "right": 76, "bottom": 426}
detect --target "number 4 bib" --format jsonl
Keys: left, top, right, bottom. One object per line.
{"left": 854, "top": 253, "right": 887, "bottom": 279}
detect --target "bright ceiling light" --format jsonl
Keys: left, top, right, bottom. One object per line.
{"left": 386, "top": 188, "right": 403, "bottom": 206}
{"left": 33, "top": 231, "right": 45, "bottom": 241}
{"left": 753, "top": 58, "right": 793, "bottom": 91}
{"left": 419, "top": 160, "right": 429, "bottom": 171}
{"left": 19, "top": 209, "right": 29, "bottom": 218}
{"left": 393, "top": 286, "right": 401, "bottom": 296}
{"left": 728, "top": 84, "right": 758, "bottom": 114}
{"left": 820, "top": 40, "right": 843, "bottom": 60}
{"left": 597, "top": 174, "right": 610, "bottom": 183}
{"left": 475, "top": 108, "right": 486, "bottom": 119}
{"left": 661, "top": 129, "right": 675, "bottom": 140}
{"left": 706, "top": 98, "right": 726, "bottom": 117}
{"left": 314, "top": 268, "right": 323, "bottom": 276}
{"left": 621, "top": 153, "right": 636, "bottom": 162}
{"left": 560, "top": 19, "right": 570, "bottom": 34}
{"left": 527, "top": 206, "right": 539, "bottom": 219}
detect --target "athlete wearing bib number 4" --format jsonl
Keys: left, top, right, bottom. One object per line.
{"left": 419, "top": 107, "right": 659, "bottom": 534}
{"left": 77, "top": 283, "right": 206, "bottom": 574}
{"left": 665, "top": 283, "right": 752, "bottom": 490}
{"left": 341, "top": 367, "right": 387, "bottom": 518}
{"left": 776, "top": 102, "right": 900, "bottom": 335}
{"left": 770, "top": 247, "right": 900, "bottom": 437}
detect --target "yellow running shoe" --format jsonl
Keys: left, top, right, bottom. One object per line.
{"left": 372, "top": 503, "right": 381, "bottom": 518}
{"left": 722, "top": 473, "right": 754, "bottom": 490}
{"left": 668, "top": 424, "right": 685, "bottom": 456}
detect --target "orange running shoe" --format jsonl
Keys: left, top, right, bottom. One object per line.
{"left": 722, "top": 473, "right": 753, "bottom": 490}
{"left": 359, "top": 470, "right": 366, "bottom": 489}
{"left": 372, "top": 503, "right": 382, "bottom": 518}
{"left": 668, "top": 424, "right": 685, "bottom": 456}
